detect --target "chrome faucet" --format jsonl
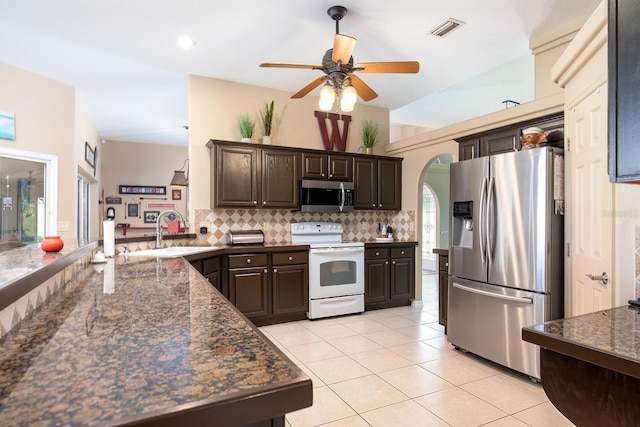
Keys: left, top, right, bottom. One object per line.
{"left": 156, "top": 209, "right": 185, "bottom": 248}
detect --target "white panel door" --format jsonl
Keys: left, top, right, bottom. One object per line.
{"left": 567, "top": 85, "right": 613, "bottom": 316}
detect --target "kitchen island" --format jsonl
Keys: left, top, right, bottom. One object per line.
{"left": 522, "top": 305, "right": 640, "bottom": 427}
{"left": 0, "top": 253, "right": 312, "bottom": 426}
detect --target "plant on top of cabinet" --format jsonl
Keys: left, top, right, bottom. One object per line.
{"left": 260, "top": 100, "right": 275, "bottom": 145}
{"left": 359, "top": 120, "right": 380, "bottom": 154}
{"left": 238, "top": 113, "right": 256, "bottom": 143}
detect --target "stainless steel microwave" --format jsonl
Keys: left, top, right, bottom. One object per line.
{"left": 300, "top": 179, "right": 354, "bottom": 213}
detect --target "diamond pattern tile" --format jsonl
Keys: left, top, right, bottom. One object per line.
{"left": 194, "top": 208, "right": 416, "bottom": 245}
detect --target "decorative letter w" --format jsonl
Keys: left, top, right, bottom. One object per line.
{"left": 314, "top": 111, "right": 352, "bottom": 151}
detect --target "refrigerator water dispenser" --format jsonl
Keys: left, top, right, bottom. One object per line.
{"left": 452, "top": 201, "right": 473, "bottom": 248}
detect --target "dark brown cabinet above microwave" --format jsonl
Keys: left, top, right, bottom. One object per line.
{"left": 301, "top": 151, "right": 353, "bottom": 181}
{"left": 208, "top": 139, "right": 403, "bottom": 211}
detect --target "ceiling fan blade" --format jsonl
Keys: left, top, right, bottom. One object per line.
{"left": 355, "top": 61, "right": 420, "bottom": 74}
{"left": 349, "top": 75, "right": 378, "bottom": 101}
{"left": 332, "top": 34, "right": 357, "bottom": 64}
{"left": 260, "top": 63, "right": 321, "bottom": 70}
{"left": 291, "top": 76, "right": 327, "bottom": 99}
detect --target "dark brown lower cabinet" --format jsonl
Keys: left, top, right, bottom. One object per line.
{"left": 228, "top": 254, "right": 269, "bottom": 319}
{"left": 228, "top": 251, "right": 308, "bottom": 326}
{"left": 188, "top": 254, "right": 226, "bottom": 297}
{"left": 433, "top": 250, "right": 449, "bottom": 332}
{"left": 365, "top": 248, "right": 390, "bottom": 305}
{"left": 272, "top": 252, "right": 308, "bottom": 316}
{"left": 390, "top": 247, "right": 414, "bottom": 301}
{"left": 202, "top": 256, "right": 223, "bottom": 294}
{"left": 365, "top": 245, "right": 415, "bottom": 310}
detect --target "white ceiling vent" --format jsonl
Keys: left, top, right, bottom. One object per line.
{"left": 429, "top": 18, "right": 465, "bottom": 37}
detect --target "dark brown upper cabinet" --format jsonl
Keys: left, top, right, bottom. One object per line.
{"left": 455, "top": 113, "right": 564, "bottom": 161}
{"left": 301, "top": 152, "right": 353, "bottom": 181}
{"left": 211, "top": 142, "right": 299, "bottom": 209}
{"left": 354, "top": 157, "right": 402, "bottom": 210}
{"left": 608, "top": 0, "right": 640, "bottom": 182}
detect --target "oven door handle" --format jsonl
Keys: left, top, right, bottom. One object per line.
{"left": 309, "top": 247, "right": 364, "bottom": 254}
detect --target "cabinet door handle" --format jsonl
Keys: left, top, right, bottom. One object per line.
{"left": 288, "top": 256, "right": 293, "bottom": 261}
{"left": 375, "top": 251, "right": 380, "bottom": 256}
{"left": 273, "top": 268, "right": 277, "bottom": 273}
{"left": 392, "top": 261, "right": 396, "bottom": 264}
{"left": 400, "top": 250, "right": 405, "bottom": 255}
{"left": 445, "top": 262, "right": 449, "bottom": 267}
{"left": 246, "top": 258, "right": 252, "bottom": 264}
{"left": 329, "top": 174, "right": 333, "bottom": 178}
{"left": 372, "top": 203, "right": 376, "bottom": 207}
{"left": 262, "top": 201, "right": 266, "bottom": 205}
{"left": 264, "top": 268, "right": 268, "bottom": 273}
{"left": 385, "top": 261, "right": 389, "bottom": 264}
{"left": 253, "top": 201, "right": 257, "bottom": 205}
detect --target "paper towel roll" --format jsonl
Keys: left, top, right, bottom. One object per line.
{"left": 103, "top": 259, "right": 115, "bottom": 294}
{"left": 103, "top": 220, "right": 115, "bottom": 257}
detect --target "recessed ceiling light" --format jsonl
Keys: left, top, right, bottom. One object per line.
{"left": 178, "top": 35, "right": 196, "bottom": 49}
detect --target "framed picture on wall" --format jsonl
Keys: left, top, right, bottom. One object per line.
{"left": 85, "top": 142, "right": 96, "bottom": 168}
{"left": 144, "top": 210, "right": 160, "bottom": 223}
{"left": 127, "top": 203, "right": 139, "bottom": 218}
{"left": 172, "top": 189, "right": 181, "bottom": 200}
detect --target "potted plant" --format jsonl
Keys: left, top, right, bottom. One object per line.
{"left": 260, "top": 100, "right": 275, "bottom": 145}
{"left": 238, "top": 113, "right": 255, "bottom": 143}
{"left": 359, "top": 120, "right": 380, "bottom": 154}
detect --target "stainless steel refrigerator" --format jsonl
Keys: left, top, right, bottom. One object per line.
{"left": 447, "top": 146, "right": 564, "bottom": 379}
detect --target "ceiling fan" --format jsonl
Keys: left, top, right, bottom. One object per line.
{"left": 259, "top": 5, "right": 420, "bottom": 111}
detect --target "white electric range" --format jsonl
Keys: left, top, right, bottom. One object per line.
{"left": 290, "top": 222, "right": 365, "bottom": 319}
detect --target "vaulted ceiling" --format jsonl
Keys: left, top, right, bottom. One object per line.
{"left": 0, "top": 0, "right": 602, "bottom": 145}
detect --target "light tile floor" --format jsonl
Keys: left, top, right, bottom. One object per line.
{"left": 260, "top": 274, "right": 576, "bottom": 427}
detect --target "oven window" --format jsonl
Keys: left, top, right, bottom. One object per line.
{"left": 319, "top": 260, "right": 357, "bottom": 286}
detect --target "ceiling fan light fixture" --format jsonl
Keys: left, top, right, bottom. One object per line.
{"left": 319, "top": 83, "right": 336, "bottom": 111}
{"left": 340, "top": 84, "right": 357, "bottom": 112}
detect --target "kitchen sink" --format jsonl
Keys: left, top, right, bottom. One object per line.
{"left": 123, "top": 246, "right": 215, "bottom": 258}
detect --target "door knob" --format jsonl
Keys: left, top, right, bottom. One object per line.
{"left": 586, "top": 272, "right": 609, "bottom": 285}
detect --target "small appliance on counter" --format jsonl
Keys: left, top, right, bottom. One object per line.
{"left": 375, "top": 224, "right": 394, "bottom": 242}
{"left": 228, "top": 229, "right": 265, "bottom": 246}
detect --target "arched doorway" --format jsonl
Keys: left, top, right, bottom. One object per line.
{"left": 420, "top": 154, "right": 453, "bottom": 296}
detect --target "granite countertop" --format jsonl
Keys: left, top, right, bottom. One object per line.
{"left": 0, "top": 255, "right": 312, "bottom": 426}
{"left": 522, "top": 305, "right": 640, "bottom": 379}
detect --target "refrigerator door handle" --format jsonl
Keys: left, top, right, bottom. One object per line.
{"left": 479, "top": 177, "right": 488, "bottom": 264}
{"left": 486, "top": 176, "right": 495, "bottom": 265}
{"left": 452, "top": 282, "right": 533, "bottom": 304}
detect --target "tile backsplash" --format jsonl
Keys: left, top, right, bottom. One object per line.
{"left": 192, "top": 209, "right": 416, "bottom": 245}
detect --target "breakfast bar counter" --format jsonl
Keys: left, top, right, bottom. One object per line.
{"left": 522, "top": 305, "right": 640, "bottom": 427}
{"left": 0, "top": 254, "right": 312, "bottom": 426}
